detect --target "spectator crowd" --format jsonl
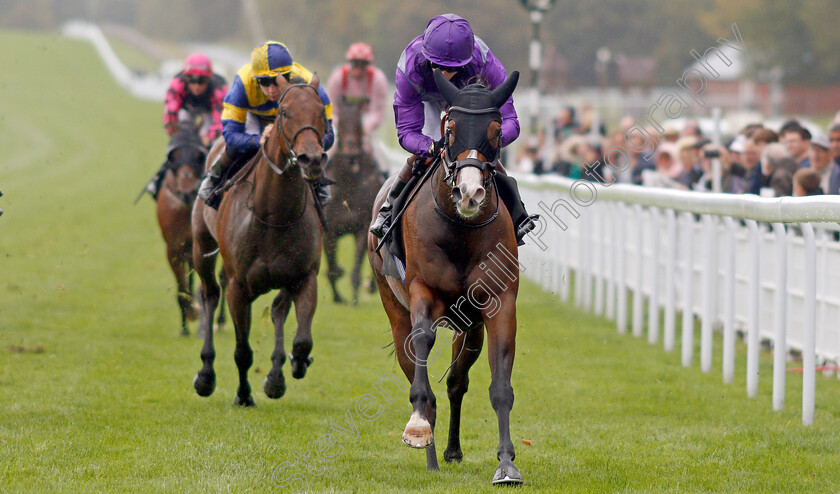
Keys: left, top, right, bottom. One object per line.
{"left": 518, "top": 105, "right": 840, "bottom": 200}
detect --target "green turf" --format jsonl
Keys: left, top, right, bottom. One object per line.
{"left": 2, "top": 30, "right": 840, "bottom": 493}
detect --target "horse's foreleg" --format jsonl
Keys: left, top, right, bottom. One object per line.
{"left": 192, "top": 244, "right": 219, "bottom": 397}
{"left": 444, "top": 327, "right": 484, "bottom": 464}
{"left": 404, "top": 282, "right": 445, "bottom": 471}
{"left": 350, "top": 231, "right": 367, "bottom": 305}
{"left": 228, "top": 280, "right": 255, "bottom": 407}
{"left": 290, "top": 272, "right": 317, "bottom": 379}
{"left": 484, "top": 299, "right": 522, "bottom": 485}
{"left": 324, "top": 233, "right": 345, "bottom": 304}
{"left": 167, "top": 246, "right": 191, "bottom": 336}
{"left": 265, "top": 289, "right": 292, "bottom": 399}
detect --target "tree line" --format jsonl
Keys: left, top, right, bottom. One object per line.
{"left": 3, "top": 0, "right": 838, "bottom": 87}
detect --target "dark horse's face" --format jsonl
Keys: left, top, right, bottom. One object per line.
{"left": 337, "top": 99, "right": 364, "bottom": 156}
{"left": 433, "top": 69, "right": 519, "bottom": 219}
{"left": 167, "top": 122, "right": 206, "bottom": 204}
{"left": 273, "top": 74, "right": 328, "bottom": 181}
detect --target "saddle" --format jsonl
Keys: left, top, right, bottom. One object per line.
{"left": 379, "top": 160, "right": 433, "bottom": 282}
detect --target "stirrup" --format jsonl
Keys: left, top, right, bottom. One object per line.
{"left": 369, "top": 211, "right": 391, "bottom": 238}
{"left": 314, "top": 185, "right": 331, "bottom": 206}
{"left": 516, "top": 214, "right": 540, "bottom": 246}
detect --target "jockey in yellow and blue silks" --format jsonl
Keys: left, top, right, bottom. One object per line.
{"left": 198, "top": 41, "right": 335, "bottom": 208}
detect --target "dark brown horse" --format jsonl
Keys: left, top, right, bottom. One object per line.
{"left": 323, "top": 98, "right": 384, "bottom": 304}
{"left": 191, "top": 75, "right": 327, "bottom": 406}
{"left": 368, "top": 70, "right": 523, "bottom": 484}
{"left": 155, "top": 121, "right": 207, "bottom": 335}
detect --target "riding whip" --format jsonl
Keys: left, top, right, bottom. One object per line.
{"left": 375, "top": 154, "right": 442, "bottom": 253}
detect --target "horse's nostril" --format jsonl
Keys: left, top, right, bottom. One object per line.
{"left": 297, "top": 154, "right": 311, "bottom": 165}
{"left": 469, "top": 199, "right": 477, "bottom": 208}
{"left": 473, "top": 187, "right": 486, "bottom": 204}
{"left": 451, "top": 188, "right": 463, "bottom": 202}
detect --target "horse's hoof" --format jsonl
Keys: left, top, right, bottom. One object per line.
{"left": 180, "top": 328, "right": 190, "bottom": 337}
{"left": 443, "top": 449, "right": 463, "bottom": 464}
{"left": 233, "top": 394, "right": 256, "bottom": 407}
{"left": 402, "top": 412, "right": 434, "bottom": 448}
{"left": 333, "top": 295, "right": 346, "bottom": 304}
{"left": 492, "top": 464, "right": 524, "bottom": 485}
{"left": 290, "top": 355, "right": 313, "bottom": 379}
{"left": 264, "top": 374, "right": 286, "bottom": 399}
{"left": 193, "top": 371, "right": 215, "bottom": 397}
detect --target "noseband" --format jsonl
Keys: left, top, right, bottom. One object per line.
{"left": 261, "top": 83, "right": 328, "bottom": 176}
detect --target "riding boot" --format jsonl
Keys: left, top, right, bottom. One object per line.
{"left": 198, "top": 149, "right": 231, "bottom": 210}
{"left": 145, "top": 164, "right": 168, "bottom": 200}
{"left": 314, "top": 183, "right": 332, "bottom": 206}
{"left": 369, "top": 179, "right": 407, "bottom": 238}
{"left": 494, "top": 174, "right": 540, "bottom": 246}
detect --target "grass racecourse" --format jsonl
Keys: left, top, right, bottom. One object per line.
{"left": 2, "top": 30, "right": 840, "bottom": 493}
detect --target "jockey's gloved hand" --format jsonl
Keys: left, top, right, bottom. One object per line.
{"left": 428, "top": 136, "right": 445, "bottom": 158}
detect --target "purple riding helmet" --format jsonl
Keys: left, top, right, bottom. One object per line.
{"left": 421, "top": 14, "right": 475, "bottom": 67}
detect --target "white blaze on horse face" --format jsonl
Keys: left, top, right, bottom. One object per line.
{"left": 455, "top": 151, "right": 486, "bottom": 218}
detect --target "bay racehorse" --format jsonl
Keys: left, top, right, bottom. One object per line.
{"left": 191, "top": 75, "right": 327, "bottom": 406}
{"left": 155, "top": 121, "right": 208, "bottom": 335}
{"left": 323, "top": 98, "right": 384, "bottom": 304}
{"left": 368, "top": 70, "right": 524, "bottom": 484}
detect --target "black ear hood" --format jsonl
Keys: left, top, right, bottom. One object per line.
{"left": 434, "top": 71, "right": 520, "bottom": 163}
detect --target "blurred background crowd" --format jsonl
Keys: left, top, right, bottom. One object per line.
{"left": 516, "top": 107, "right": 840, "bottom": 199}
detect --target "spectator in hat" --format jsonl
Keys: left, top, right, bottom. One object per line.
{"left": 807, "top": 133, "right": 833, "bottom": 193}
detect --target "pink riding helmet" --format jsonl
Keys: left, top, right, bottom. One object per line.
{"left": 183, "top": 53, "right": 213, "bottom": 77}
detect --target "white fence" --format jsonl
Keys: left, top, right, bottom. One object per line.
{"left": 517, "top": 175, "right": 840, "bottom": 425}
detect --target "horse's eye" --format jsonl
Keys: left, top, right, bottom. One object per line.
{"left": 281, "top": 109, "right": 288, "bottom": 118}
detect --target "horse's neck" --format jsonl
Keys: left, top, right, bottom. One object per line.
{"left": 252, "top": 146, "right": 308, "bottom": 220}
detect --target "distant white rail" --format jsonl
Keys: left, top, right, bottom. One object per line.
{"left": 518, "top": 175, "right": 840, "bottom": 426}
{"left": 62, "top": 20, "right": 171, "bottom": 101}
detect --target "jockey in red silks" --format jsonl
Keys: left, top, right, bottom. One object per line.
{"left": 145, "top": 53, "right": 227, "bottom": 199}
{"left": 369, "top": 14, "right": 538, "bottom": 245}
{"left": 325, "top": 42, "right": 389, "bottom": 156}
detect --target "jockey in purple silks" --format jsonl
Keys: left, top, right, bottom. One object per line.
{"left": 370, "top": 13, "right": 538, "bottom": 245}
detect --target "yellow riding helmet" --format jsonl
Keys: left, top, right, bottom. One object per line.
{"left": 251, "top": 41, "right": 294, "bottom": 78}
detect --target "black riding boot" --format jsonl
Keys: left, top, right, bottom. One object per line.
{"left": 198, "top": 149, "right": 232, "bottom": 210}
{"left": 495, "top": 174, "right": 539, "bottom": 246}
{"left": 369, "top": 179, "right": 407, "bottom": 238}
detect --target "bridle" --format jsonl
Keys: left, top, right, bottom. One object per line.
{"left": 260, "top": 83, "right": 328, "bottom": 177}
{"left": 162, "top": 140, "right": 206, "bottom": 204}
{"left": 441, "top": 105, "right": 500, "bottom": 191}
{"left": 435, "top": 107, "right": 501, "bottom": 228}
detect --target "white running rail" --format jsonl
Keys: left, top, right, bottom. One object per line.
{"left": 518, "top": 174, "right": 840, "bottom": 426}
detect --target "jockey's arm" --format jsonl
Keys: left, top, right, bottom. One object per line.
{"left": 221, "top": 81, "right": 259, "bottom": 157}
{"left": 316, "top": 85, "right": 335, "bottom": 152}
{"left": 163, "top": 77, "right": 186, "bottom": 136}
{"left": 393, "top": 69, "right": 434, "bottom": 157}
{"left": 362, "top": 68, "right": 389, "bottom": 134}
{"left": 204, "top": 78, "right": 228, "bottom": 144}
